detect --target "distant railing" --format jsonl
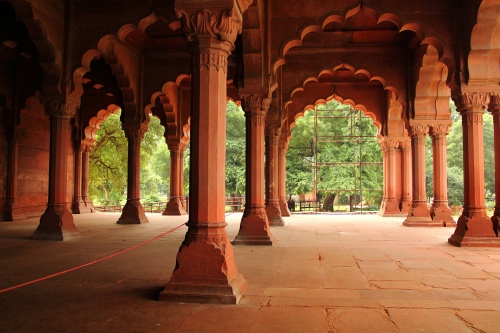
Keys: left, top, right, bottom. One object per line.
{"left": 225, "top": 196, "right": 245, "bottom": 212}
{"left": 298, "top": 200, "right": 322, "bottom": 211}
{"left": 94, "top": 196, "right": 245, "bottom": 213}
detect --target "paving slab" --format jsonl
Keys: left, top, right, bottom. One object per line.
{"left": 2, "top": 213, "right": 500, "bottom": 332}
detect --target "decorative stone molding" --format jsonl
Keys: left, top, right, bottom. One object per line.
{"left": 43, "top": 99, "right": 78, "bottom": 119}
{"left": 453, "top": 92, "right": 490, "bottom": 113}
{"left": 266, "top": 124, "right": 281, "bottom": 145}
{"left": 198, "top": 49, "right": 228, "bottom": 73}
{"left": 430, "top": 124, "right": 450, "bottom": 137}
{"left": 380, "top": 137, "right": 399, "bottom": 151}
{"left": 278, "top": 140, "right": 288, "bottom": 152}
{"left": 167, "top": 140, "right": 187, "bottom": 152}
{"left": 398, "top": 137, "right": 411, "bottom": 150}
{"left": 409, "top": 123, "right": 429, "bottom": 137}
{"left": 176, "top": 5, "right": 244, "bottom": 50}
{"left": 241, "top": 94, "right": 271, "bottom": 113}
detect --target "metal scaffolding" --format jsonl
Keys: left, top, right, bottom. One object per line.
{"left": 312, "top": 103, "right": 383, "bottom": 213}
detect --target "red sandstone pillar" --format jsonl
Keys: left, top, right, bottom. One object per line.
{"left": 163, "top": 140, "right": 187, "bottom": 215}
{"left": 399, "top": 138, "right": 412, "bottom": 214}
{"left": 449, "top": 92, "right": 498, "bottom": 246}
{"left": 430, "top": 124, "right": 455, "bottom": 227}
{"left": 81, "top": 144, "right": 94, "bottom": 212}
{"left": 265, "top": 124, "right": 284, "bottom": 226}
{"left": 278, "top": 140, "right": 291, "bottom": 217}
{"left": 179, "top": 147, "right": 187, "bottom": 211}
{"left": 379, "top": 137, "right": 401, "bottom": 216}
{"left": 490, "top": 94, "right": 500, "bottom": 232}
{"left": 3, "top": 129, "right": 23, "bottom": 221}
{"left": 403, "top": 124, "right": 434, "bottom": 226}
{"left": 160, "top": 1, "right": 248, "bottom": 304}
{"left": 233, "top": 95, "right": 274, "bottom": 245}
{"left": 71, "top": 144, "right": 89, "bottom": 214}
{"left": 117, "top": 127, "right": 149, "bottom": 224}
{"left": 32, "top": 100, "right": 79, "bottom": 240}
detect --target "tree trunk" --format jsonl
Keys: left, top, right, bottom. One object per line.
{"left": 322, "top": 193, "right": 336, "bottom": 211}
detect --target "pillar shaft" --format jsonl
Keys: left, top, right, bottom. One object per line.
{"left": 81, "top": 145, "right": 93, "bottom": 211}
{"left": 265, "top": 124, "right": 284, "bottom": 226}
{"left": 492, "top": 100, "right": 500, "bottom": 229}
{"left": 403, "top": 124, "right": 434, "bottom": 226}
{"left": 160, "top": 4, "right": 248, "bottom": 304}
{"left": 449, "top": 92, "right": 497, "bottom": 246}
{"left": 32, "top": 100, "right": 79, "bottom": 240}
{"left": 233, "top": 95, "right": 273, "bottom": 245}
{"left": 278, "top": 140, "right": 291, "bottom": 217}
{"left": 430, "top": 125, "right": 455, "bottom": 226}
{"left": 4, "top": 129, "right": 22, "bottom": 221}
{"left": 71, "top": 144, "right": 89, "bottom": 214}
{"left": 117, "top": 128, "right": 149, "bottom": 224}
{"left": 400, "top": 138, "right": 412, "bottom": 214}
{"left": 379, "top": 138, "right": 401, "bottom": 216}
{"left": 164, "top": 140, "right": 187, "bottom": 215}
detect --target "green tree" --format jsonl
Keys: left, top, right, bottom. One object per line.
{"left": 225, "top": 101, "right": 246, "bottom": 196}
{"left": 89, "top": 111, "right": 166, "bottom": 205}
{"left": 286, "top": 100, "right": 383, "bottom": 209}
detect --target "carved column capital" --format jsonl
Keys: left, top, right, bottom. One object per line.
{"left": 123, "top": 127, "right": 146, "bottom": 141}
{"left": 241, "top": 94, "right": 271, "bottom": 113}
{"left": 266, "top": 124, "right": 281, "bottom": 146}
{"left": 409, "top": 124, "right": 429, "bottom": 137}
{"left": 489, "top": 93, "right": 500, "bottom": 116}
{"left": 167, "top": 140, "right": 187, "bottom": 152}
{"left": 430, "top": 124, "right": 450, "bottom": 137}
{"left": 453, "top": 92, "right": 490, "bottom": 113}
{"left": 43, "top": 99, "right": 78, "bottom": 119}
{"left": 399, "top": 137, "right": 411, "bottom": 150}
{"left": 176, "top": 2, "right": 244, "bottom": 50}
{"left": 278, "top": 140, "right": 289, "bottom": 151}
{"left": 380, "top": 137, "right": 400, "bottom": 151}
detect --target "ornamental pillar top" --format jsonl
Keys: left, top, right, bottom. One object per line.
{"left": 240, "top": 94, "right": 271, "bottom": 114}
{"left": 452, "top": 92, "right": 490, "bottom": 114}
{"left": 175, "top": 0, "right": 252, "bottom": 50}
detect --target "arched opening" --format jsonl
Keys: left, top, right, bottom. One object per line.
{"left": 287, "top": 99, "right": 382, "bottom": 213}
{"left": 88, "top": 108, "right": 167, "bottom": 211}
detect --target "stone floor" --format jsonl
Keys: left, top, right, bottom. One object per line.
{"left": 1, "top": 212, "right": 500, "bottom": 332}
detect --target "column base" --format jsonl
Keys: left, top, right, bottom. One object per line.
{"left": 232, "top": 207, "right": 274, "bottom": 245}
{"left": 84, "top": 200, "right": 95, "bottom": 213}
{"left": 163, "top": 198, "right": 188, "bottom": 216}
{"left": 399, "top": 199, "right": 412, "bottom": 214}
{"left": 279, "top": 198, "right": 291, "bottom": 217}
{"left": 160, "top": 224, "right": 247, "bottom": 304}
{"left": 117, "top": 199, "right": 149, "bottom": 224}
{"left": 72, "top": 200, "right": 92, "bottom": 214}
{"left": 430, "top": 205, "right": 456, "bottom": 227}
{"left": 403, "top": 204, "right": 433, "bottom": 226}
{"left": 379, "top": 198, "right": 403, "bottom": 216}
{"left": 266, "top": 203, "right": 284, "bottom": 226}
{"left": 448, "top": 215, "right": 499, "bottom": 247}
{"left": 32, "top": 204, "right": 80, "bottom": 241}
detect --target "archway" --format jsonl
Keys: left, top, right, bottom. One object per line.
{"left": 288, "top": 98, "right": 382, "bottom": 213}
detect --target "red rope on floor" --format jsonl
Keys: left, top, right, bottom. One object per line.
{"left": 0, "top": 222, "right": 186, "bottom": 294}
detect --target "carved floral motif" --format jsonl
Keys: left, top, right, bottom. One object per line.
{"left": 176, "top": 8, "right": 243, "bottom": 50}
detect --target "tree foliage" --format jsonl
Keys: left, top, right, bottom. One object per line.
{"left": 225, "top": 101, "right": 246, "bottom": 196}
{"left": 88, "top": 111, "right": 168, "bottom": 205}
{"left": 287, "top": 100, "right": 383, "bottom": 209}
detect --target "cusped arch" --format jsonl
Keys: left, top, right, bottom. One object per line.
{"left": 4, "top": 0, "right": 60, "bottom": 96}
{"left": 414, "top": 44, "right": 451, "bottom": 119}
{"left": 146, "top": 74, "right": 191, "bottom": 143}
{"left": 289, "top": 64, "right": 402, "bottom": 109}
{"left": 271, "top": 5, "right": 454, "bottom": 93}
{"left": 467, "top": 0, "right": 500, "bottom": 86}
{"left": 288, "top": 93, "right": 382, "bottom": 143}
{"left": 83, "top": 104, "right": 121, "bottom": 145}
